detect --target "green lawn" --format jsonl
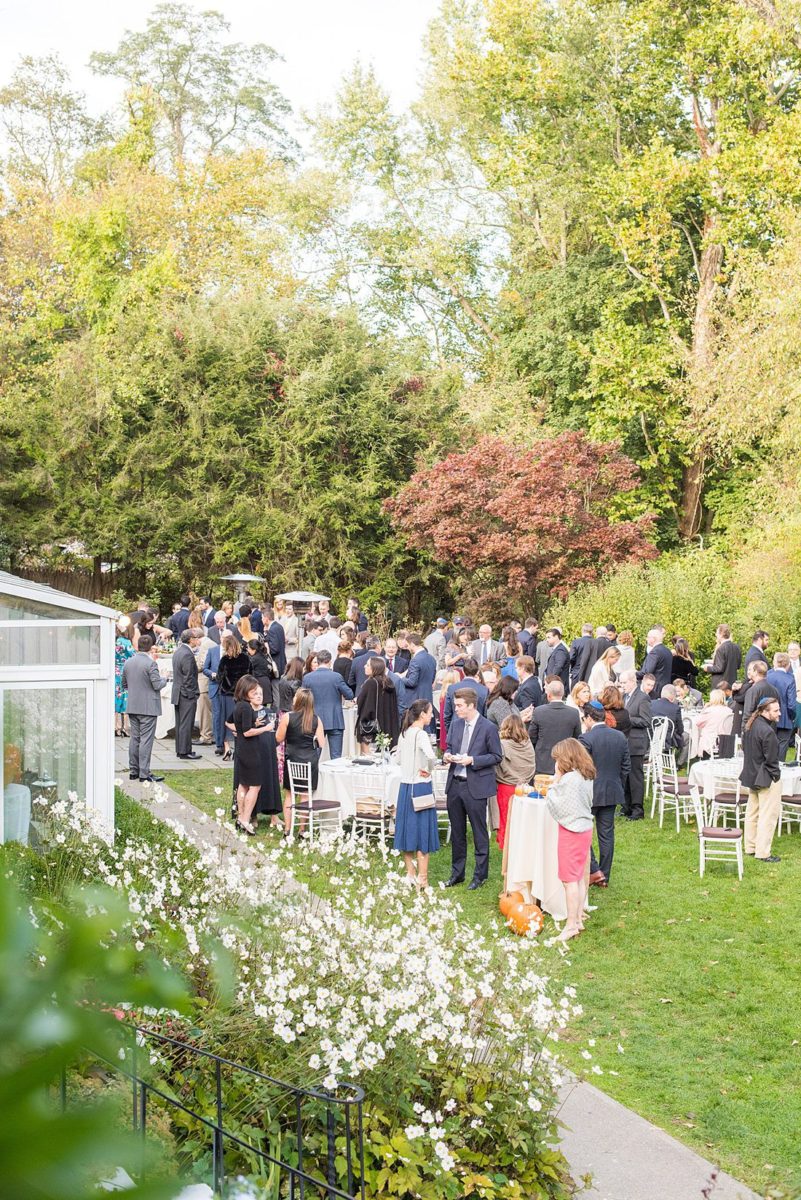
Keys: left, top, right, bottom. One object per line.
{"left": 161, "top": 769, "right": 801, "bottom": 1198}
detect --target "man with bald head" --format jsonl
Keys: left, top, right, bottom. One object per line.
{"left": 468, "top": 624, "right": 504, "bottom": 666}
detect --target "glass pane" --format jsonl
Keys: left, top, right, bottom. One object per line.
{"left": 0, "top": 623, "right": 100, "bottom": 667}
{"left": 0, "top": 591, "right": 89, "bottom": 621}
{"left": 2, "top": 688, "right": 87, "bottom": 845}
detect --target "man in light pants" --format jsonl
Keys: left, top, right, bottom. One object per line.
{"left": 740, "top": 697, "right": 783, "bottom": 863}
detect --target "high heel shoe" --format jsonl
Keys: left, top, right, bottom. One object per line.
{"left": 221, "top": 748, "right": 233, "bottom": 762}
{"left": 236, "top": 819, "right": 256, "bottom": 836}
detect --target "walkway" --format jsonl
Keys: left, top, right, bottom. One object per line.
{"left": 117, "top": 772, "right": 760, "bottom": 1200}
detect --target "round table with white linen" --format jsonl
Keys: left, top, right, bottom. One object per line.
{"left": 502, "top": 793, "right": 566, "bottom": 921}
{"left": 688, "top": 758, "right": 801, "bottom": 800}
{"left": 155, "top": 655, "right": 174, "bottom": 739}
{"left": 316, "top": 759, "right": 402, "bottom": 820}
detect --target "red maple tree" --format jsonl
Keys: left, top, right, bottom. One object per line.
{"left": 385, "top": 432, "right": 657, "bottom": 613}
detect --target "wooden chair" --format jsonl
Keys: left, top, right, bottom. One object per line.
{"left": 287, "top": 761, "right": 342, "bottom": 841}
{"left": 690, "top": 794, "right": 743, "bottom": 880}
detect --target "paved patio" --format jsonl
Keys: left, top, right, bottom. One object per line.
{"left": 114, "top": 738, "right": 231, "bottom": 775}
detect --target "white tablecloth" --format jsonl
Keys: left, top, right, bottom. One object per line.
{"left": 316, "top": 760, "right": 402, "bottom": 819}
{"left": 503, "top": 794, "right": 566, "bottom": 920}
{"left": 156, "top": 655, "right": 174, "bottom": 739}
{"left": 319, "top": 706, "right": 358, "bottom": 762}
{"left": 688, "top": 758, "right": 801, "bottom": 799}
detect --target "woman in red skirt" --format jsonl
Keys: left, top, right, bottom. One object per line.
{"left": 494, "top": 713, "right": 536, "bottom": 848}
{"left": 546, "top": 738, "right": 596, "bottom": 943}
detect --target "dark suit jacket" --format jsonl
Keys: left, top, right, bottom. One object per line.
{"left": 209, "top": 622, "right": 243, "bottom": 647}
{"left": 742, "top": 678, "right": 780, "bottom": 723}
{"left": 545, "top": 642, "right": 570, "bottom": 691}
{"left": 443, "top": 679, "right": 488, "bottom": 731}
{"left": 202, "top": 608, "right": 216, "bottom": 629}
{"left": 766, "top": 668, "right": 797, "bottom": 729}
{"left": 624, "top": 688, "right": 653, "bottom": 757}
{"left": 401, "top": 650, "right": 437, "bottom": 709}
{"left": 171, "top": 642, "right": 199, "bottom": 704}
{"left": 265, "top": 621, "right": 287, "bottom": 675}
{"left": 650, "top": 698, "right": 684, "bottom": 748}
{"left": 579, "top": 723, "right": 630, "bottom": 808}
{"left": 167, "top": 607, "right": 191, "bottom": 638}
{"left": 569, "top": 636, "right": 596, "bottom": 687}
{"left": 302, "top": 668, "right": 353, "bottom": 731}
{"left": 528, "top": 701, "right": 581, "bottom": 774}
{"left": 514, "top": 675, "right": 543, "bottom": 713}
{"left": 744, "top": 644, "right": 769, "bottom": 674}
{"left": 639, "top": 644, "right": 673, "bottom": 696}
{"left": 588, "top": 636, "right": 613, "bottom": 672}
{"left": 348, "top": 653, "right": 376, "bottom": 697}
{"left": 710, "top": 640, "right": 741, "bottom": 688}
{"left": 445, "top": 714, "right": 502, "bottom": 799}
{"left": 249, "top": 608, "right": 264, "bottom": 634}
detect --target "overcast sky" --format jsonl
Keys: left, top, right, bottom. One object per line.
{"left": 0, "top": 0, "right": 439, "bottom": 123}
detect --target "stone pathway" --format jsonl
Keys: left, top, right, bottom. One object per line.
{"left": 118, "top": 776, "right": 761, "bottom": 1200}
{"left": 115, "top": 738, "right": 230, "bottom": 775}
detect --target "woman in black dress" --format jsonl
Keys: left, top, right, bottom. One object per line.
{"left": 671, "top": 637, "right": 700, "bottom": 687}
{"left": 278, "top": 656, "right": 305, "bottom": 713}
{"left": 275, "top": 687, "right": 324, "bottom": 833}
{"left": 217, "top": 635, "right": 251, "bottom": 760}
{"left": 246, "top": 638, "right": 278, "bottom": 701}
{"left": 356, "top": 656, "right": 401, "bottom": 752}
{"left": 232, "top": 675, "right": 280, "bottom": 835}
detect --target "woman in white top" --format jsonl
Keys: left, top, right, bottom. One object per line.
{"left": 694, "top": 690, "right": 734, "bottom": 758}
{"left": 393, "top": 699, "right": 440, "bottom": 887}
{"left": 589, "top": 647, "right": 621, "bottom": 697}
{"left": 614, "top": 631, "right": 636, "bottom": 676}
{"left": 567, "top": 681, "right": 591, "bottom": 711}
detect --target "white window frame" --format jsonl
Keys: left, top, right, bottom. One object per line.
{"left": 0, "top": 679, "right": 94, "bottom": 844}
{"left": 0, "top": 618, "right": 107, "bottom": 680}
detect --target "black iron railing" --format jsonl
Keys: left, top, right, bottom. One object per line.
{"left": 62, "top": 1024, "right": 365, "bottom": 1199}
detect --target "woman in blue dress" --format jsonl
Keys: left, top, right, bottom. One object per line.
{"left": 393, "top": 699, "right": 440, "bottom": 888}
{"left": 114, "top": 620, "right": 135, "bottom": 736}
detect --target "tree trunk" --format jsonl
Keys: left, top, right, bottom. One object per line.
{"left": 677, "top": 222, "right": 724, "bottom": 539}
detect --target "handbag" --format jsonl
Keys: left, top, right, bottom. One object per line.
{"left": 360, "top": 717, "right": 379, "bottom": 738}
{"left": 411, "top": 731, "right": 435, "bottom": 811}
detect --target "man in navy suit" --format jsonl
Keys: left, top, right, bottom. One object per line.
{"left": 200, "top": 597, "right": 216, "bottom": 629}
{"left": 399, "top": 634, "right": 436, "bottom": 713}
{"left": 513, "top": 655, "right": 543, "bottom": 719}
{"left": 543, "top": 628, "right": 570, "bottom": 691}
{"left": 639, "top": 626, "right": 673, "bottom": 697}
{"left": 444, "top": 689, "right": 502, "bottom": 889}
{"left": 262, "top": 605, "right": 286, "bottom": 707}
{"left": 349, "top": 636, "right": 383, "bottom": 696}
{"left": 579, "top": 701, "right": 630, "bottom": 886}
{"left": 442, "top": 658, "right": 487, "bottom": 733}
{"left": 302, "top": 649, "right": 354, "bottom": 759}
{"left": 202, "top": 639, "right": 225, "bottom": 754}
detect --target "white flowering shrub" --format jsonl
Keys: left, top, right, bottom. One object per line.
{"left": 12, "top": 794, "right": 579, "bottom": 1199}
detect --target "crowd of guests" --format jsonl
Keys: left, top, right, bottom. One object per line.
{"left": 116, "top": 600, "right": 801, "bottom": 907}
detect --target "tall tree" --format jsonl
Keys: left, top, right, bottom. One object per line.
{"left": 90, "top": 3, "right": 293, "bottom": 170}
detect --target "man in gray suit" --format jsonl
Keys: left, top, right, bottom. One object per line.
{"left": 121, "top": 634, "right": 168, "bottom": 782}
{"left": 172, "top": 629, "right": 202, "bottom": 759}
{"left": 469, "top": 624, "right": 504, "bottom": 666}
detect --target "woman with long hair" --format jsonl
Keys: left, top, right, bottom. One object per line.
{"left": 356, "top": 656, "right": 400, "bottom": 752}
{"left": 599, "top": 684, "right": 631, "bottom": 736}
{"left": 393, "top": 700, "right": 440, "bottom": 887}
{"left": 278, "top": 656, "right": 305, "bottom": 712}
{"left": 500, "top": 626, "right": 520, "bottom": 679}
{"left": 487, "top": 675, "right": 518, "bottom": 728}
{"left": 114, "top": 618, "right": 135, "bottom": 736}
{"left": 217, "top": 634, "right": 250, "bottom": 761}
{"left": 695, "top": 688, "right": 734, "bottom": 758}
{"left": 615, "top": 630, "right": 636, "bottom": 676}
{"left": 276, "top": 687, "right": 325, "bottom": 834}
{"left": 671, "top": 636, "right": 699, "bottom": 686}
{"left": 231, "top": 674, "right": 278, "bottom": 835}
{"left": 546, "top": 738, "right": 596, "bottom": 943}
{"left": 437, "top": 668, "right": 462, "bottom": 751}
{"left": 589, "top": 646, "right": 621, "bottom": 697}
{"left": 303, "top": 651, "right": 318, "bottom": 677}
{"left": 567, "top": 681, "right": 591, "bottom": 711}
{"left": 494, "top": 713, "right": 536, "bottom": 849}
{"left": 237, "top": 604, "right": 253, "bottom": 642}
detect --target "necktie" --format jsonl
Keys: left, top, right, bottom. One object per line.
{"left": 456, "top": 721, "right": 471, "bottom": 777}
{"left": 482, "top": 643, "right": 488, "bottom": 664}
{"left": 388, "top": 658, "right": 394, "bottom": 671}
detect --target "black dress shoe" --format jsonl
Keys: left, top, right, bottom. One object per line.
{"left": 214, "top": 748, "right": 224, "bottom": 756}
{"left": 467, "top": 878, "right": 486, "bottom": 891}
{"left": 756, "top": 855, "right": 781, "bottom": 863}
{"left": 139, "top": 774, "right": 165, "bottom": 783}
{"left": 177, "top": 752, "right": 201, "bottom": 760}
{"left": 444, "top": 876, "right": 465, "bottom": 888}
{"left": 129, "top": 771, "right": 138, "bottom": 780}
